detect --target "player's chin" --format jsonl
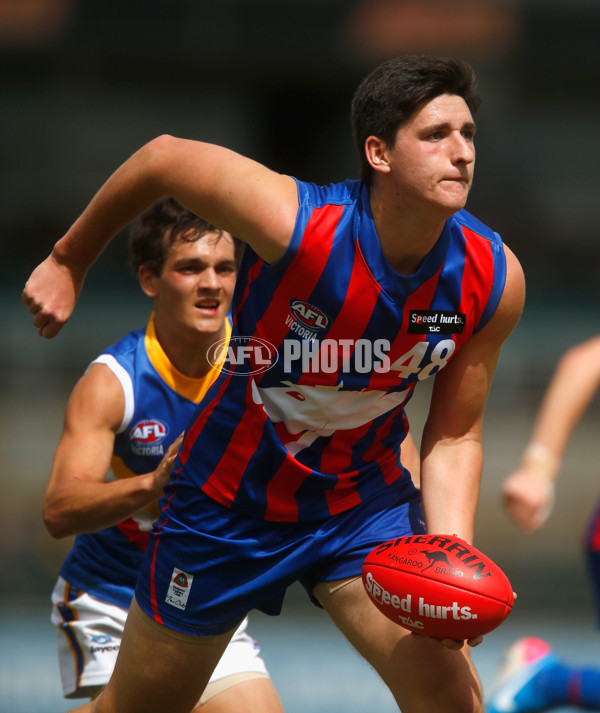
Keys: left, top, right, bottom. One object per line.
{"left": 439, "top": 183, "right": 470, "bottom": 210}
{"left": 194, "top": 312, "right": 223, "bottom": 332}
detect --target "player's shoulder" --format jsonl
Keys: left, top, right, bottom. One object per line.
{"left": 453, "top": 209, "right": 502, "bottom": 247}
{"left": 294, "top": 177, "right": 362, "bottom": 209}
{"left": 87, "top": 325, "right": 146, "bottom": 387}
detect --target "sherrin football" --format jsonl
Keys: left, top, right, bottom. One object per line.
{"left": 362, "top": 534, "right": 514, "bottom": 640}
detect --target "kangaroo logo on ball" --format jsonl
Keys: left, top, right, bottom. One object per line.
{"left": 420, "top": 550, "right": 459, "bottom": 573}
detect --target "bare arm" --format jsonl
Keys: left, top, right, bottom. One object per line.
{"left": 23, "top": 136, "right": 299, "bottom": 338}
{"left": 502, "top": 334, "right": 600, "bottom": 532}
{"left": 401, "top": 431, "right": 421, "bottom": 489}
{"left": 43, "top": 363, "right": 182, "bottom": 538}
{"left": 420, "top": 244, "right": 525, "bottom": 544}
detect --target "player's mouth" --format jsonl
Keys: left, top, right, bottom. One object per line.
{"left": 195, "top": 298, "right": 220, "bottom": 313}
{"left": 442, "top": 175, "right": 469, "bottom": 186}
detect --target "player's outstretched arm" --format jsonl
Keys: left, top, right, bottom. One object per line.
{"left": 502, "top": 334, "right": 600, "bottom": 532}
{"left": 22, "top": 135, "right": 299, "bottom": 338}
{"left": 43, "top": 363, "right": 182, "bottom": 538}
{"left": 418, "top": 244, "right": 524, "bottom": 649}
{"left": 420, "top": 244, "right": 525, "bottom": 544}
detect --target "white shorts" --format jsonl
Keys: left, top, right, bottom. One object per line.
{"left": 51, "top": 577, "right": 270, "bottom": 700}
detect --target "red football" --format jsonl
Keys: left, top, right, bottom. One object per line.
{"left": 362, "top": 534, "right": 514, "bottom": 640}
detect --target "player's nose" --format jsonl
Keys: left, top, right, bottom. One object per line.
{"left": 197, "top": 268, "right": 220, "bottom": 290}
{"left": 450, "top": 131, "right": 474, "bottom": 164}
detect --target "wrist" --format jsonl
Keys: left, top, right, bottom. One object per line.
{"left": 521, "top": 443, "right": 560, "bottom": 484}
{"left": 51, "top": 236, "right": 91, "bottom": 277}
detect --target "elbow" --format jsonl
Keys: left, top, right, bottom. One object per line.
{"left": 143, "top": 134, "right": 178, "bottom": 165}
{"left": 138, "top": 134, "right": 180, "bottom": 191}
{"left": 145, "top": 133, "right": 176, "bottom": 157}
{"left": 43, "top": 502, "right": 71, "bottom": 539}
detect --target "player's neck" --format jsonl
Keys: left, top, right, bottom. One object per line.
{"left": 369, "top": 184, "right": 450, "bottom": 276}
{"left": 154, "top": 319, "right": 226, "bottom": 379}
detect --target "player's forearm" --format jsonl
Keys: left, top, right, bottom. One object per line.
{"left": 420, "top": 436, "right": 482, "bottom": 543}
{"left": 527, "top": 341, "right": 600, "bottom": 465}
{"left": 43, "top": 473, "right": 159, "bottom": 538}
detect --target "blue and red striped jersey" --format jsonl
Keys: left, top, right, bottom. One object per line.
{"left": 177, "top": 179, "right": 507, "bottom": 523}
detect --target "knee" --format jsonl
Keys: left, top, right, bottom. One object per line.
{"left": 404, "top": 675, "right": 482, "bottom": 713}
{"left": 392, "top": 658, "right": 483, "bottom": 713}
{"left": 432, "top": 678, "right": 482, "bottom": 713}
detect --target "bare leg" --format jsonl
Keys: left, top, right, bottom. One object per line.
{"left": 192, "top": 676, "right": 285, "bottom": 713}
{"left": 68, "top": 597, "right": 237, "bottom": 713}
{"left": 314, "top": 577, "right": 483, "bottom": 713}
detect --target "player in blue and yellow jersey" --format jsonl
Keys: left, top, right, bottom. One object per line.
{"left": 24, "top": 55, "right": 525, "bottom": 713}
{"left": 42, "top": 197, "right": 284, "bottom": 713}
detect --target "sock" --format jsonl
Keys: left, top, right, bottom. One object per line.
{"left": 535, "top": 664, "right": 600, "bottom": 708}
{"left": 569, "top": 668, "right": 600, "bottom": 708}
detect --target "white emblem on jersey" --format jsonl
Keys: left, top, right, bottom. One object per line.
{"left": 254, "top": 379, "right": 409, "bottom": 449}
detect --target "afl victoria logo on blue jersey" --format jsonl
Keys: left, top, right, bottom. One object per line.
{"left": 129, "top": 419, "right": 168, "bottom": 456}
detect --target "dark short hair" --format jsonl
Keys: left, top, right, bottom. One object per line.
{"left": 128, "top": 196, "right": 244, "bottom": 275}
{"left": 351, "top": 54, "right": 481, "bottom": 184}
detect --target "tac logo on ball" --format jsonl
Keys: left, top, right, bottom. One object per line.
{"left": 362, "top": 534, "right": 514, "bottom": 640}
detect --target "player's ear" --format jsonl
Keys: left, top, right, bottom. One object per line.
{"left": 138, "top": 265, "right": 159, "bottom": 298}
{"left": 364, "top": 136, "right": 392, "bottom": 176}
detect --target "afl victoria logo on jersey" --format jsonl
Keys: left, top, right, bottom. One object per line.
{"left": 129, "top": 419, "right": 168, "bottom": 456}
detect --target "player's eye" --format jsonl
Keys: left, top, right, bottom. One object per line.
{"left": 178, "top": 263, "right": 204, "bottom": 274}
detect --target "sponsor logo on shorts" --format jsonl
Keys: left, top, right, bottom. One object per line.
{"left": 165, "top": 567, "right": 194, "bottom": 611}
{"left": 89, "top": 633, "right": 120, "bottom": 653}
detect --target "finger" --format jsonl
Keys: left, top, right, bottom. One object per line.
{"left": 438, "top": 638, "right": 464, "bottom": 650}
{"left": 166, "top": 433, "right": 184, "bottom": 455}
{"left": 467, "top": 636, "right": 483, "bottom": 647}
{"left": 32, "top": 311, "right": 49, "bottom": 328}
{"left": 36, "top": 319, "right": 52, "bottom": 338}
{"left": 39, "top": 321, "right": 64, "bottom": 339}
{"left": 22, "top": 295, "right": 39, "bottom": 312}
{"left": 21, "top": 286, "right": 34, "bottom": 307}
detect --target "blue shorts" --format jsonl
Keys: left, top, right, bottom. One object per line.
{"left": 135, "top": 481, "right": 425, "bottom": 636}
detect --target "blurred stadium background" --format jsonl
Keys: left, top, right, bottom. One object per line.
{"left": 2, "top": 1, "right": 599, "bottom": 711}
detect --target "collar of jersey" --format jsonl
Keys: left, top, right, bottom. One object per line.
{"left": 144, "top": 312, "right": 231, "bottom": 404}
{"left": 356, "top": 182, "right": 452, "bottom": 302}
